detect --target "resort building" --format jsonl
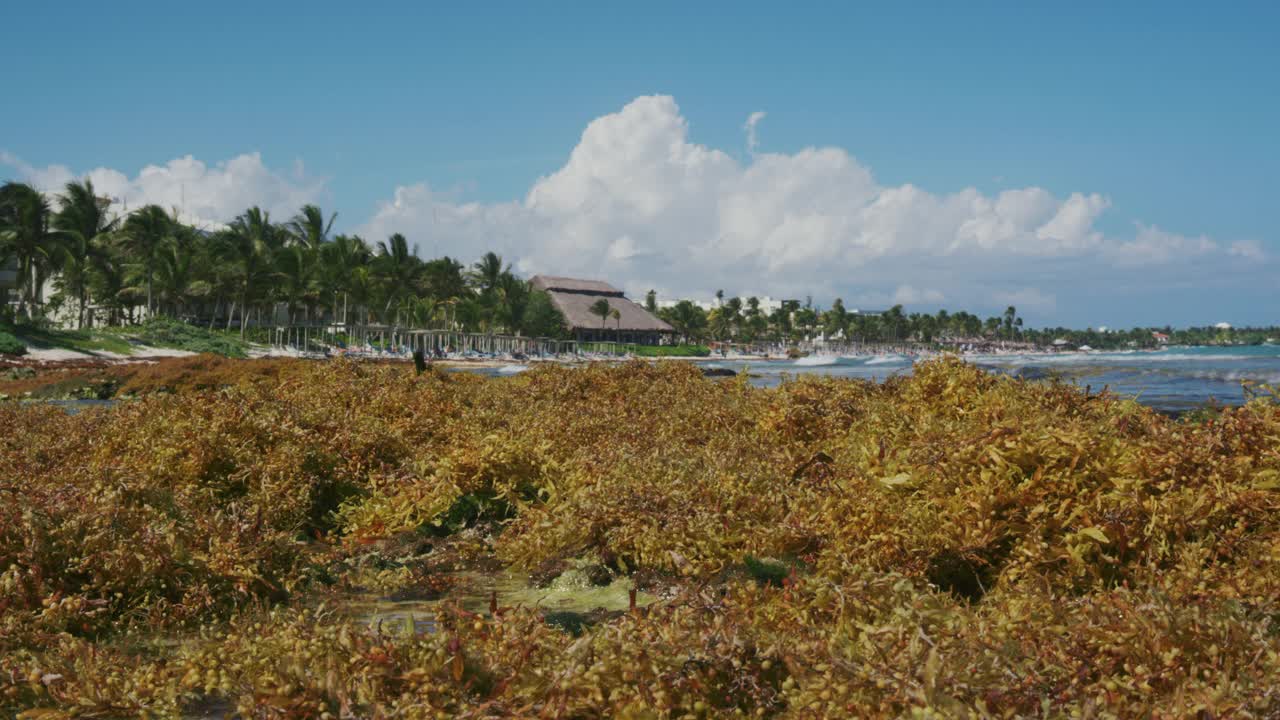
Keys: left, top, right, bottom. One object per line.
{"left": 530, "top": 275, "right": 674, "bottom": 345}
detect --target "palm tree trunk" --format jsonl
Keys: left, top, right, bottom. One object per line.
{"left": 21, "top": 259, "right": 36, "bottom": 320}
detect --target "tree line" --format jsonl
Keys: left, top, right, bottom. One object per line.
{"left": 648, "top": 293, "right": 1029, "bottom": 346}
{"left": 5, "top": 179, "right": 1274, "bottom": 349}
{"left": 648, "top": 291, "right": 1277, "bottom": 349}
{"left": 0, "top": 180, "right": 566, "bottom": 338}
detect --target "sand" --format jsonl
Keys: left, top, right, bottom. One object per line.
{"left": 13, "top": 345, "right": 196, "bottom": 364}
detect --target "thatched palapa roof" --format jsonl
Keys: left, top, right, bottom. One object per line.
{"left": 530, "top": 276, "right": 623, "bottom": 296}
{"left": 530, "top": 275, "right": 673, "bottom": 333}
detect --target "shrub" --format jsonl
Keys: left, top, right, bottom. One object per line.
{"left": 628, "top": 343, "right": 710, "bottom": 357}
{"left": 2, "top": 358, "right": 1279, "bottom": 717}
{"left": 131, "top": 316, "right": 248, "bottom": 357}
{"left": 0, "top": 330, "right": 27, "bottom": 356}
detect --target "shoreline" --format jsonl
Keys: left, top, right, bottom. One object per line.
{"left": 3, "top": 349, "right": 1272, "bottom": 418}
{"left": 0, "top": 342, "right": 1260, "bottom": 371}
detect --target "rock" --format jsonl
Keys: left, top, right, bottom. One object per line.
{"left": 701, "top": 367, "right": 737, "bottom": 377}
{"left": 529, "top": 558, "right": 569, "bottom": 588}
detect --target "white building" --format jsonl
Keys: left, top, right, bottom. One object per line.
{"left": 656, "top": 294, "right": 787, "bottom": 315}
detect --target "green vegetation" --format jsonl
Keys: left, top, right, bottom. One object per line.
{"left": 1021, "top": 323, "right": 1280, "bottom": 349}
{"left": 657, "top": 296, "right": 1031, "bottom": 345}
{"left": 0, "top": 321, "right": 135, "bottom": 355}
{"left": 742, "top": 555, "right": 790, "bottom": 586}
{"left": 6, "top": 179, "right": 1271, "bottom": 351}
{"left": 120, "top": 316, "right": 249, "bottom": 358}
{"left": 0, "top": 317, "right": 250, "bottom": 358}
{"left": 0, "top": 330, "right": 25, "bottom": 356}
{"left": 628, "top": 343, "right": 710, "bottom": 357}
{"left": 655, "top": 291, "right": 1280, "bottom": 348}
{"left": 1, "top": 179, "right": 565, "bottom": 340}
{"left": 2, "top": 359, "right": 1277, "bottom": 716}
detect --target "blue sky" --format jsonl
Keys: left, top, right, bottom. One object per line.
{"left": 3, "top": 1, "right": 1276, "bottom": 327}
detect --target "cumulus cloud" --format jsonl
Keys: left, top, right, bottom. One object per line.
{"left": 892, "top": 285, "right": 946, "bottom": 305}
{"left": 1104, "top": 224, "right": 1218, "bottom": 267}
{"left": 6, "top": 95, "right": 1264, "bottom": 322}
{"left": 1, "top": 151, "right": 326, "bottom": 229}
{"left": 361, "top": 95, "right": 1260, "bottom": 314}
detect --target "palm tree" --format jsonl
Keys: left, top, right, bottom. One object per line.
{"left": 882, "top": 304, "right": 907, "bottom": 342}
{"left": 401, "top": 295, "right": 440, "bottom": 328}
{"left": 1002, "top": 306, "right": 1020, "bottom": 339}
{"left": 151, "top": 230, "right": 200, "bottom": 318}
{"left": 275, "top": 243, "right": 320, "bottom": 324}
{"left": 422, "top": 256, "right": 467, "bottom": 300}
{"left": 661, "top": 300, "right": 706, "bottom": 343}
{"left": 52, "top": 180, "right": 120, "bottom": 328}
{"left": 0, "top": 181, "right": 58, "bottom": 320}
{"left": 610, "top": 307, "right": 621, "bottom": 342}
{"left": 822, "top": 298, "right": 846, "bottom": 340}
{"left": 495, "top": 272, "right": 530, "bottom": 334}
{"left": 469, "top": 251, "right": 510, "bottom": 329}
{"left": 322, "top": 234, "right": 371, "bottom": 326}
{"left": 708, "top": 308, "right": 732, "bottom": 341}
{"left": 286, "top": 205, "right": 336, "bottom": 322}
{"left": 85, "top": 235, "right": 130, "bottom": 326}
{"left": 589, "top": 298, "right": 612, "bottom": 338}
{"left": 217, "top": 207, "right": 281, "bottom": 337}
{"left": 287, "top": 204, "right": 336, "bottom": 252}
{"left": 469, "top": 251, "right": 507, "bottom": 296}
{"left": 347, "top": 264, "right": 377, "bottom": 325}
{"left": 375, "top": 233, "right": 421, "bottom": 324}
{"left": 120, "top": 204, "right": 174, "bottom": 317}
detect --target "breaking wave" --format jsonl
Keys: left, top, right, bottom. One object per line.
{"left": 865, "top": 355, "right": 908, "bottom": 365}
{"left": 793, "top": 355, "right": 840, "bottom": 367}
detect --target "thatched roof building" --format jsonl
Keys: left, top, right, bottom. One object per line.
{"left": 530, "top": 275, "right": 673, "bottom": 344}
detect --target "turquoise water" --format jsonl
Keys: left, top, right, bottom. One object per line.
{"left": 21, "top": 398, "right": 117, "bottom": 414}
{"left": 702, "top": 345, "right": 1280, "bottom": 414}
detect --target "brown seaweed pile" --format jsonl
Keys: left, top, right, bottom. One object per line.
{"left": 2, "top": 359, "right": 1277, "bottom": 717}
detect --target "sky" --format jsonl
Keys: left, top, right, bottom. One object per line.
{"left": 2, "top": 1, "right": 1276, "bottom": 328}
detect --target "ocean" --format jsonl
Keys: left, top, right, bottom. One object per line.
{"left": 701, "top": 345, "right": 1280, "bottom": 414}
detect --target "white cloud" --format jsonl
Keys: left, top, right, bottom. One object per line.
{"left": 362, "top": 95, "right": 1258, "bottom": 310}
{"left": 2, "top": 151, "right": 326, "bottom": 230}
{"left": 892, "top": 285, "right": 945, "bottom": 305}
{"left": 1228, "top": 240, "right": 1265, "bottom": 261}
{"left": 991, "top": 287, "right": 1057, "bottom": 311}
{"left": 744, "top": 111, "right": 766, "bottom": 155}
{"left": 1105, "top": 224, "right": 1218, "bottom": 266}
{"left": 1034, "top": 192, "right": 1109, "bottom": 253}
{"left": 7, "top": 95, "right": 1265, "bottom": 322}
